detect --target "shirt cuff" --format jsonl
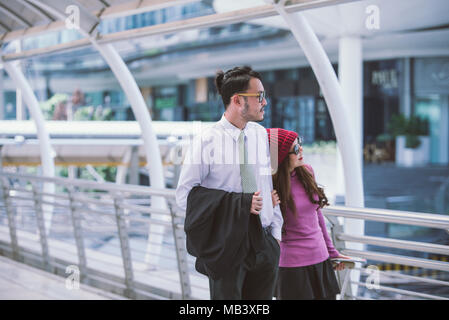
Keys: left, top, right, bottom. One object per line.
{"left": 271, "top": 228, "right": 282, "bottom": 242}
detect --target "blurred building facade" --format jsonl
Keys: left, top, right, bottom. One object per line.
{"left": 1, "top": 0, "right": 448, "bottom": 164}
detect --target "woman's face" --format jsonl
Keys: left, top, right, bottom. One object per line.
{"left": 288, "top": 138, "right": 304, "bottom": 171}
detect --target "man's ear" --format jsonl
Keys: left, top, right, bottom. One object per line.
{"left": 232, "top": 94, "right": 241, "bottom": 106}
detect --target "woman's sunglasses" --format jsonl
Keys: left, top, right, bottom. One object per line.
{"left": 288, "top": 136, "right": 304, "bottom": 155}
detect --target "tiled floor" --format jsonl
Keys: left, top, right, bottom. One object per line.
{"left": 0, "top": 255, "right": 124, "bottom": 300}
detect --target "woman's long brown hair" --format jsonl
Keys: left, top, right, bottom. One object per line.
{"left": 273, "top": 156, "right": 329, "bottom": 219}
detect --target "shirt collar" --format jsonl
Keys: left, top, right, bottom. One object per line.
{"left": 219, "top": 114, "right": 249, "bottom": 142}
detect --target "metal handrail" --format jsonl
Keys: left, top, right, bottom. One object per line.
{"left": 351, "top": 281, "right": 448, "bottom": 300}
{"left": 341, "top": 249, "right": 449, "bottom": 272}
{"left": 323, "top": 206, "right": 449, "bottom": 230}
{"left": 323, "top": 206, "right": 449, "bottom": 300}
{"left": 337, "top": 234, "right": 449, "bottom": 255}
{"left": 0, "top": 171, "right": 448, "bottom": 300}
{"left": 0, "top": 171, "right": 177, "bottom": 198}
{"left": 0, "top": 171, "right": 192, "bottom": 299}
{"left": 353, "top": 267, "right": 449, "bottom": 287}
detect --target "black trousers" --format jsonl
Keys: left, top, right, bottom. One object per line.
{"left": 209, "top": 230, "right": 280, "bottom": 300}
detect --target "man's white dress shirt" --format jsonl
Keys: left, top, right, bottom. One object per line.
{"left": 176, "top": 114, "right": 283, "bottom": 241}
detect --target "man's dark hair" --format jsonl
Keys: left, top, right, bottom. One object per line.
{"left": 214, "top": 66, "right": 262, "bottom": 109}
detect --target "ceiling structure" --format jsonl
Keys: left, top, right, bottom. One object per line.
{"left": 0, "top": 0, "right": 447, "bottom": 91}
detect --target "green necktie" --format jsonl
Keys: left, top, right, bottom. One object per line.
{"left": 238, "top": 131, "right": 257, "bottom": 193}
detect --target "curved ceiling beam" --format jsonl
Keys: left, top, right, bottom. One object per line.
{"left": 0, "top": 21, "right": 11, "bottom": 33}
{"left": 29, "top": 0, "right": 170, "bottom": 267}
{"left": 3, "top": 0, "right": 361, "bottom": 55}
{"left": 2, "top": 59, "right": 56, "bottom": 233}
{"left": 0, "top": 3, "right": 33, "bottom": 28}
{"left": 17, "top": 0, "right": 56, "bottom": 23}
{"left": 270, "top": 0, "right": 364, "bottom": 296}
{"left": 27, "top": 0, "right": 100, "bottom": 35}
{"left": 29, "top": 0, "right": 166, "bottom": 193}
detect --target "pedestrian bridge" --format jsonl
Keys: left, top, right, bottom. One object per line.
{"left": 0, "top": 171, "right": 448, "bottom": 300}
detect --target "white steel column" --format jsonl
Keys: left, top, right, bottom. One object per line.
{"left": 402, "top": 57, "right": 412, "bottom": 118}
{"left": 29, "top": 0, "right": 168, "bottom": 266}
{"left": 3, "top": 60, "right": 55, "bottom": 233}
{"left": 116, "top": 147, "right": 132, "bottom": 185}
{"left": 271, "top": 1, "right": 364, "bottom": 208}
{"left": 338, "top": 36, "right": 364, "bottom": 296}
{"left": 338, "top": 36, "right": 364, "bottom": 236}
{"left": 271, "top": 1, "right": 365, "bottom": 297}
{"left": 14, "top": 41, "right": 25, "bottom": 121}
{"left": 91, "top": 43, "right": 168, "bottom": 267}
{"left": 91, "top": 43, "right": 165, "bottom": 194}
{"left": 0, "top": 67, "right": 4, "bottom": 120}
{"left": 339, "top": 36, "right": 363, "bottom": 161}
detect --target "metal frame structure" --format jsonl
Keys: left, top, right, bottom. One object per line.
{"left": 0, "top": 0, "right": 366, "bottom": 270}
{"left": 0, "top": 171, "right": 194, "bottom": 299}
{"left": 0, "top": 171, "right": 448, "bottom": 300}
{"left": 0, "top": 0, "right": 365, "bottom": 205}
{"left": 1, "top": 60, "right": 56, "bottom": 233}
{"left": 1, "top": 0, "right": 361, "bottom": 61}
{"left": 270, "top": 0, "right": 365, "bottom": 292}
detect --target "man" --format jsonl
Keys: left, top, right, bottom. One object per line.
{"left": 176, "top": 66, "right": 283, "bottom": 300}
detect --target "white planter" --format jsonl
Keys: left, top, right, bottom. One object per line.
{"left": 395, "top": 135, "right": 430, "bottom": 167}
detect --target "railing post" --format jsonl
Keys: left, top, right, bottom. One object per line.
{"left": 67, "top": 186, "right": 88, "bottom": 284}
{"left": 31, "top": 181, "right": 51, "bottom": 272}
{"left": 0, "top": 176, "right": 20, "bottom": 261}
{"left": 327, "top": 215, "right": 354, "bottom": 300}
{"left": 168, "top": 200, "right": 191, "bottom": 299}
{"left": 113, "top": 195, "right": 135, "bottom": 299}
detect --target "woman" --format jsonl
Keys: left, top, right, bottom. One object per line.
{"left": 267, "top": 128, "right": 349, "bottom": 300}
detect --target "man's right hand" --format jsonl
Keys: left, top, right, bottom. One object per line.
{"left": 250, "top": 191, "right": 263, "bottom": 215}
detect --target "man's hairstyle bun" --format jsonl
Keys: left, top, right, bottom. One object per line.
{"left": 214, "top": 70, "right": 225, "bottom": 95}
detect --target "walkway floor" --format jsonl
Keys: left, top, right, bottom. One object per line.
{"left": 0, "top": 255, "right": 125, "bottom": 300}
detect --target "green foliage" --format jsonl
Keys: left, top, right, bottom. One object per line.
{"left": 79, "top": 166, "right": 117, "bottom": 182}
{"left": 405, "top": 134, "right": 421, "bottom": 148}
{"left": 388, "top": 114, "right": 429, "bottom": 136}
{"left": 56, "top": 166, "right": 69, "bottom": 178}
{"left": 73, "top": 106, "right": 113, "bottom": 121}
{"left": 40, "top": 93, "right": 69, "bottom": 120}
{"left": 39, "top": 93, "right": 113, "bottom": 121}
{"left": 387, "top": 114, "right": 429, "bottom": 149}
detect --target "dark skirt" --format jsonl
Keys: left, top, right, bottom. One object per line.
{"left": 277, "top": 259, "right": 340, "bottom": 300}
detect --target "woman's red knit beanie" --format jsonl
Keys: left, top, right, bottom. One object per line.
{"left": 266, "top": 128, "right": 299, "bottom": 166}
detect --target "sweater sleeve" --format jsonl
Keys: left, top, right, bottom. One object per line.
{"left": 306, "top": 164, "right": 340, "bottom": 258}
{"left": 317, "top": 207, "right": 340, "bottom": 258}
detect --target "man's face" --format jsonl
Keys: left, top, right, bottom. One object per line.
{"left": 240, "top": 78, "right": 267, "bottom": 122}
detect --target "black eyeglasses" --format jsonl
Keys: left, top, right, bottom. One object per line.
{"left": 288, "top": 136, "right": 303, "bottom": 155}
{"left": 237, "top": 91, "right": 266, "bottom": 103}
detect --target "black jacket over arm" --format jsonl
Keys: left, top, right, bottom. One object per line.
{"left": 184, "top": 186, "right": 264, "bottom": 280}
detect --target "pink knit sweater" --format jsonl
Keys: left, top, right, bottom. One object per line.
{"left": 279, "top": 165, "right": 340, "bottom": 268}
